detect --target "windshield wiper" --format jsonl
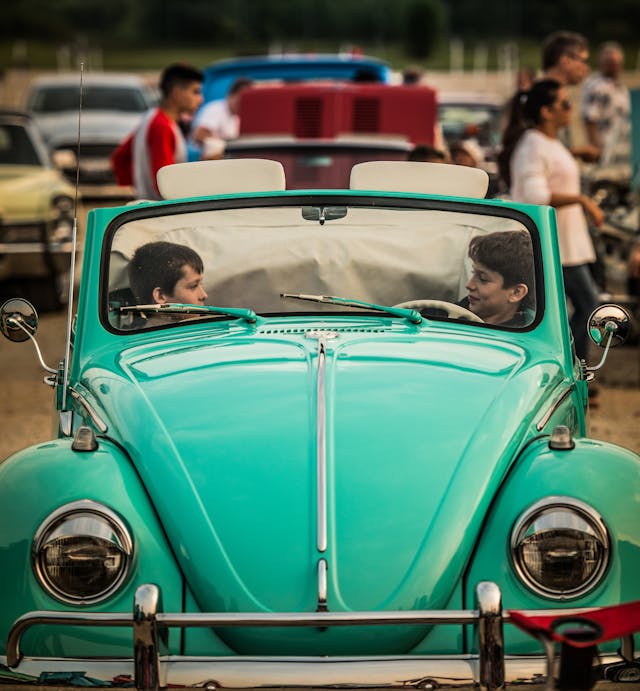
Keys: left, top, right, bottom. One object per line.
{"left": 280, "top": 293, "right": 423, "bottom": 324}
{"left": 118, "top": 303, "right": 257, "bottom": 323}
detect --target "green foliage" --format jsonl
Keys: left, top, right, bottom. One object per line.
{"left": 404, "top": 0, "right": 445, "bottom": 59}
{"left": 0, "top": 0, "right": 638, "bottom": 70}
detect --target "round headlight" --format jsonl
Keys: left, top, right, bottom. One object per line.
{"left": 33, "top": 500, "right": 133, "bottom": 605}
{"left": 511, "top": 497, "right": 609, "bottom": 600}
{"left": 51, "top": 195, "right": 74, "bottom": 215}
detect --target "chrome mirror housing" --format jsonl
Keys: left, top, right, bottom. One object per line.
{"left": 587, "top": 304, "right": 632, "bottom": 349}
{"left": 0, "top": 298, "right": 38, "bottom": 343}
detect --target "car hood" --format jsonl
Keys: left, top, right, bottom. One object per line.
{"left": 0, "top": 167, "right": 70, "bottom": 218}
{"left": 98, "top": 329, "right": 554, "bottom": 653}
{"left": 33, "top": 111, "right": 145, "bottom": 146}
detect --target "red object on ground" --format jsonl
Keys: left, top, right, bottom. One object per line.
{"left": 508, "top": 601, "right": 640, "bottom": 648}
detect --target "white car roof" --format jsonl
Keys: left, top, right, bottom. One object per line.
{"left": 28, "top": 72, "right": 151, "bottom": 88}
{"left": 438, "top": 92, "right": 506, "bottom": 107}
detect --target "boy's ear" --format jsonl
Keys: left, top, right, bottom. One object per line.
{"left": 152, "top": 287, "right": 167, "bottom": 304}
{"left": 508, "top": 283, "right": 529, "bottom": 303}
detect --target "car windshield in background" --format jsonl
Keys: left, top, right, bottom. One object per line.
{"left": 439, "top": 104, "right": 503, "bottom": 150}
{"left": 29, "top": 86, "right": 150, "bottom": 113}
{"left": 0, "top": 124, "right": 42, "bottom": 165}
{"left": 106, "top": 201, "right": 537, "bottom": 332}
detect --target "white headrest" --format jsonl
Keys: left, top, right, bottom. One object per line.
{"left": 157, "top": 159, "right": 286, "bottom": 199}
{"left": 350, "top": 161, "right": 489, "bottom": 199}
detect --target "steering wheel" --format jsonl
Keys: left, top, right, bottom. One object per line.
{"left": 393, "top": 299, "right": 484, "bottom": 323}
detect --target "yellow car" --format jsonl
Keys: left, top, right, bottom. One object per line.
{"left": 0, "top": 109, "right": 77, "bottom": 310}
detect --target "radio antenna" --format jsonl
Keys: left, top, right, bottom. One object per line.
{"left": 61, "top": 61, "right": 83, "bottom": 420}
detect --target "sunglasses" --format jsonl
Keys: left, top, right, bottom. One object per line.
{"left": 569, "top": 52, "right": 589, "bottom": 64}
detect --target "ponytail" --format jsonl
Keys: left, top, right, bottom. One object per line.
{"left": 498, "top": 90, "right": 529, "bottom": 189}
{"left": 498, "top": 79, "right": 561, "bottom": 190}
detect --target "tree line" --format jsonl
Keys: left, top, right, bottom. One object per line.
{"left": 4, "top": 0, "right": 639, "bottom": 59}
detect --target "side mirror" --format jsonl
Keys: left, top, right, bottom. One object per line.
{"left": 0, "top": 298, "right": 38, "bottom": 342}
{"left": 587, "top": 304, "right": 632, "bottom": 349}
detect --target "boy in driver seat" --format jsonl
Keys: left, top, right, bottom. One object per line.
{"left": 461, "top": 230, "right": 535, "bottom": 327}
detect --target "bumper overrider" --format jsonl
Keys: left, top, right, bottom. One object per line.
{"left": 2, "top": 582, "right": 638, "bottom": 690}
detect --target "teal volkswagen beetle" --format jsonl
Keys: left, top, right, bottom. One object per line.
{"left": 1, "top": 159, "right": 639, "bottom": 690}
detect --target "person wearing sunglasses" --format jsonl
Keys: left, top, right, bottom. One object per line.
{"left": 498, "top": 79, "right": 604, "bottom": 366}
{"left": 539, "top": 30, "right": 600, "bottom": 162}
{"left": 542, "top": 31, "right": 591, "bottom": 88}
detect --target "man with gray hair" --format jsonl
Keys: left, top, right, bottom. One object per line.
{"left": 581, "top": 42, "right": 630, "bottom": 164}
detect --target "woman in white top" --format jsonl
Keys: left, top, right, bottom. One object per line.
{"left": 498, "top": 79, "right": 604, "bottom": 362}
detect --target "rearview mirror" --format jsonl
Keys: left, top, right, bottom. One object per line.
{"left": 301, "top": 206, "right": 348, "bottom": 225}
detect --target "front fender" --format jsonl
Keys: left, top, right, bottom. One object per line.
{"left": 465, "top": 435, "right": 640, "bottom": 652}
{"left": 0, "top": 436, "right": 184, "bottom": 658}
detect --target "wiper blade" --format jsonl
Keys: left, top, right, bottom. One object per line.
{"left": 118, "top": 303, "right": 257, "bottom": 323}
{"left": 280, "top": 293, "right": 423, "bottom": 324}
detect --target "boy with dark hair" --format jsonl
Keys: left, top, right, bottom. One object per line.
{"left": 128, "top": 241, "right": 207, "bottom": 306}
{"left": 461, "top": 230, "right": 535, "bottom": 327}
{"left": 111, "top": 63, "right": 204, "bottom": 200}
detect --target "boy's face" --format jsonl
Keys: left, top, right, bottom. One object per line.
{"left": 173, "top": 80, "right": 204, "bottom": 116}
{"left": 154, "top": 265, "right": 208, "bottom": 305}
{"left": 465, "top": 261, "right": 527, "bottom": 324}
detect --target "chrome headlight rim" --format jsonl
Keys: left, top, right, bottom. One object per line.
{"left": 510, "top": 496, "right": 610, "bottom": 600}
{"left": 32, "top": 499, "right": 134, "bottom": 606}
{"left": 51, "top": 194, "right": 74, "bottom": 217}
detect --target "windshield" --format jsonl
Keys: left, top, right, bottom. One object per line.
{"left": 0, "top": 124, "right": 42, "bottom": 166}
{"left": 30, "top": 85, "right": 151, "bottom": 113}
{"left": 439, "top": 104, "right": 503, "bottom": 150}
{"left": 106, "top": 201, "right": 538, "bottom": 332}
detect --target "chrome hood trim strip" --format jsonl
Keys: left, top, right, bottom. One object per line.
{"left": 306, "top": 330, "right": 338, "bottom": 554}
{"left": 535, "top": 385, "right": 574, "bottom": 431}
{"left": 317, "top": 558, "right": 328, "bottom": 611}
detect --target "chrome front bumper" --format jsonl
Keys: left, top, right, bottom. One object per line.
{"left": 2, "top": 582, "right": 638, "bottom": 691}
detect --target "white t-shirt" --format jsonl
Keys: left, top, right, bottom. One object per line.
{"left": 510, "top": 129, "right": 595, "bottom": 266}
{"left": 192, "top": 99, "right": 239, "bottom": 140}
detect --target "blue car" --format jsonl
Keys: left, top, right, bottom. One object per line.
{"left": 201, "top": 53, "right": 393, "bottom": 102}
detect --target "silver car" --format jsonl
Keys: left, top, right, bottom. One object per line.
{"left": 25, "top": 72, "right": 158, "bottom": 196}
